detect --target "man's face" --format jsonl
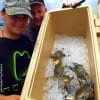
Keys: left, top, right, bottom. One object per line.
{"left": 31, "top": 3, "right": 47, "bottom": 27}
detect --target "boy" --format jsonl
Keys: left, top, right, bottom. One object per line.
{"left": 0, "top": 0, "right": 33, "bottom": 99}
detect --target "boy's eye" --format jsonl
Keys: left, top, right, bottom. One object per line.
{"left": 9, "top": 15, "right": 29, "bottom": 21}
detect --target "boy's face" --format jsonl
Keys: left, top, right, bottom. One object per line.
{"left": 31, "top": 3, "right": 47, "bottom": 27}
{"left": 2, "top": 11, "right": 29, "bottom": 37}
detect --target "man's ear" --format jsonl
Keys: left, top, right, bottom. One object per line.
{"left": 45, "top": 8, "right": 47, "bottom": 12}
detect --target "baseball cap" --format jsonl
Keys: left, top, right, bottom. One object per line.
{"left": 2, "top": 0, "right": 32, "bottom": 17}
{"left": 29, "top": 0, "right": 45, "bottom": 6}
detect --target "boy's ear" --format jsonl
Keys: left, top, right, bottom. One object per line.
{"left": 0, "top": 10, "right": 5, "bottom": 19}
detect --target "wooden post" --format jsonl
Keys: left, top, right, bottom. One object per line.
{"left": 94, "top": 0, "right": 100, "bottom": 34}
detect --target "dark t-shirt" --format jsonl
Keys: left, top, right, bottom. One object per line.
{"left": 0, "top": 36, "right": 33, "bottom": 95}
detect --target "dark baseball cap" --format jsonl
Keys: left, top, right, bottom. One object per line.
{"left": 29, "top": 0, "right": 45, "bottom": 6}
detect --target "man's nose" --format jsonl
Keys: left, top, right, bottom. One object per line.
{"left": 34, "top": 13, "right": 40, "bottom": 18}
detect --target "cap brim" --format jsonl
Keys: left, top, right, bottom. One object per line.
{"left": 30, "top": 1, "right": 44, "bottom": 6}
{"left": 5, "top": 7, "right": 32, "bottom": 17}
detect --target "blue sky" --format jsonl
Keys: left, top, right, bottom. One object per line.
{"left": 0, "top": 0, "right": 98, "bottom": 13}
{"left": 0, "top": 0, "right": 2, "bottom": 10}
{"left": 44, "top": 0, "right": 98, "bottom": 14}
{"left": 0, "top": 0, "right": 98, "bottom": 22}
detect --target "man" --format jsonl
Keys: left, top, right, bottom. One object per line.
{"left": 0, "top": 0, "right": 33, "bottom": 99}
{"left": 23, "top": 0, "right": 85, "bottom": 47}
{"left": 23, "top": 0, "right": 47, "bottom": 47}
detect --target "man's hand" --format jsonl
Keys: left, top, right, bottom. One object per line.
{"left": 62, "top": 3, "right": 73, "bottom": 8}
{"left": 62, "top": 0, "right": 85, "bottom": 8}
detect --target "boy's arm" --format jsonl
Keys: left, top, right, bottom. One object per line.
{"left": 0, "top": 31, "right": 2, "bottom": 37}
{"left": 0, "top": 94, "right": 20, "bottom": 100}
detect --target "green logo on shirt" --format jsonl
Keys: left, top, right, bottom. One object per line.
{"left": 13, "top": 51, "right": 31, "bottom": 81}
